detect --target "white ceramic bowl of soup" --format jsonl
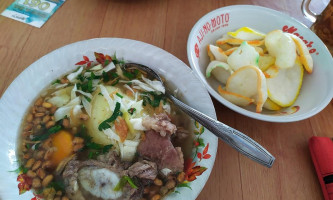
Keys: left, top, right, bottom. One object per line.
{"left": 0, "top": 38, "right": 218, "bottom": 199}
{"left": 187, "top": 5, "right": 333, "bottom": 122}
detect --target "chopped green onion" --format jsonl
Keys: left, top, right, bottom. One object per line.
{"left": 141, "top": 92, "right": 166, "bottom": 107}
{"left": 9, "top": 165, "right": 28, "bottom": 174}
{"left": 88, "top": 151, "right": 96, "bottom": 159}
{"left": 124, "top": 176, "right": 138, "bottom": 189}
{"left": 113, "top": 176, "right": 137, "bottom": 191}
{"left": 111, "top": 79, "right": 119, "bottom": 86}
{"left": 87, "top": 79, "right": 93, "bottom": 92}
{"left": 47, "top": 181, "right": 65, "bottom": 192}
{"left": 102, "top": 71, "right": 110, "bottom": 82}
{"left": 116, "top": 93, "right": 123, "bottom": 98}
{"left": 177, "top": 183, "right": 192, "bottom": 190}
{"left": 111, "top": 72, "right": 119, "bottom": 79}
{"left": 84, "top": 96, "right": 91, "bottom": 102}
{"left": 52, "top": 79, "right": 61, "bottom": 85}
{"left": 98, "top": 102, "right": 121, "bottom": 131}
{"left": 90, "top": 72, "right": 96, "bottom": 79}
{"left": 104, "top": 60, "right": 110, "bottom": 66}
{"left": 86, "top": 142, "right": 103, "bottom": 150}
{"left": 32, "top": 125, "right": 62, "bottom": 141}
{"left": 77, "top": 74, "right": 86, "bottom": 82}
{"left": 103, "top": 144, "right": 113, "bottom": 153}
{"left": 123, "top": 71, "right": 134, "bottom": 79}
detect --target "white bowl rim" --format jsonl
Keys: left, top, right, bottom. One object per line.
{"left": 0, "top": 38, "right": 218, "bottom": 200}
{"left": 187, "top": 5, "right": 333, "bottom": 123}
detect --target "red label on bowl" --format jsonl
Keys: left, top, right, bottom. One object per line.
{"left": 195, "top": 43, "right": 199, "bottom": 58}
{"left": 282, "top": 25, "right": 317, "bottom": 54}
{"left": 196, "top": 12, "right": 230, "bottom": 44}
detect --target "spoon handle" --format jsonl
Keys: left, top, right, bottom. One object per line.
{"left": 168, "top": 94, "right": 275, "bottom": 168}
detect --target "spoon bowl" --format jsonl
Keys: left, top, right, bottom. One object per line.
{"left": 124, "top": 63, "right": 275, "bottom": 168}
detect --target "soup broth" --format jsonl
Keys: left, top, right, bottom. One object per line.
{"left": 16, "top": 53, "right": 193, "bottom": 200}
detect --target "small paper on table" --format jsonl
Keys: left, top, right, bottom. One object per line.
{"left": 1, "top": 0, "right": 66, "bottom": 28}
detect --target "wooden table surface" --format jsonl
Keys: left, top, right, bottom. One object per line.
{"left": 0, "top": 0, "right": 332, "bottom": 199}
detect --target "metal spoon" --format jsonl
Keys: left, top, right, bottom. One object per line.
{"left": 124, "top": 63, "right": 275, "bottom": 168}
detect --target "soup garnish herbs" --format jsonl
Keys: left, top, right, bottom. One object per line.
{"left": 14, "top": 52, "right": 210, "bottom": 200}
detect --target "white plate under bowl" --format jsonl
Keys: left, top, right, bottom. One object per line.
{"left": 187, "top": 5, "right": 333, "bottom": 122}
{"left": 0, "top": 38, "right": 218, "bottom": 200}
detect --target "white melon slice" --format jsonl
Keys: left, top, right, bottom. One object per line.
{"left": 217, "top": 38, "right": 264, "bottom": 47}
{"left": 287, "top": 33, "right": 314, "bottom": 73}
{"left": 263, "top": 98, "right": 282, "bottom": 111}
{"left": 226, "top": 65, "right": 268, "bottom": 113}
{"left": 206, "top": 61, "right": 233, "bottom": 84}
{"left": 265, "top": 65, "right": 280, "bottom": 79}
{"left": 266, "top": 59, "right": 304, "bottom": 107}
{"left": 258, "top": 55, "right": 276, "bottom": 72}
{"left": 207, "top": 44, "right": 228, "bottom": 62}
{"left": 227, "top": 27, "right": 266, "bottom": 40}
{"left": 224, "top": 47, "right": 238, "bottom": 56}
{"left": 217, "top": 85, "right": 254, "bottom": 106}
{"left": 265, "top": 30, "right": 296, "bottom": 69}
{"left": 227, "top": 41, "right": 259, "bottom": 71}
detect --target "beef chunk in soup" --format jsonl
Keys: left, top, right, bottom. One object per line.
{"left": 128, "top": 160, "right": 158, "bottom": 180}
{"left": 138, "top": 130, "right": 184, "bottom": 172}
{"left": 142, "top": 113, "right": 177, "bottom": 137}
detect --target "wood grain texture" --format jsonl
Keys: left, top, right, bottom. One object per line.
{"left": 0, "top": 0, "right": 332, "bottom": 199}
{"left": 100, "top": 0, "right": 167, "bottom": 48}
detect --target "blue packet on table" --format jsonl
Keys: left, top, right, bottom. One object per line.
{"left": 1, "top": 0, "right": 66, "bottom": 28}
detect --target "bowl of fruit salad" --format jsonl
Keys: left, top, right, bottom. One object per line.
{"left": 187, "top": 5, "right": 333, "bottom": 122}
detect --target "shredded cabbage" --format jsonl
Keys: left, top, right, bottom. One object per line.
{"left": 103, "top": 128, "right": 121, "bottom": 142}
{"left": 47, "top": 95, "right": 70, "bottom": 108}
{"left": 72, "top": 105, "right": 83, "bottom": 118}
{"left": 71, "top": 84, "right": 78, "bottom": 100}
{"left": 67, "top": 66, "right": 83, "bottom": 82}
{"left": 141, "top": 75, "right": 165, "bottom": 93}
{"left": 129, "top": 118, "right": 147, "bottom": 131}
{"left": 123, "top": 140, "right": 139, "bottom": 147}
{"left": 76, "top": 89, "right": 93, "bottom": 99}
{"left": 54, "top": 97, "right": 81, "bottom": 121}
{"left": 81, "top": 96, "right": 92, "bottom": 117}
{"left": 54, "top": 83, "right": 68, "bottom": 89}
{"left": 162, "top": 102, "right": 171, "bottom": 114}
{"left": 99, "top": 85, "right": 116, "bottom": 111}
{"left": 121, "top": 146, "right": 137, "bottom": 161}
{"left": 130, "top": 80, "right": 155, "bottom": 92}
{"left": 94, "top": 62, "right": 116, "bottom": 76}
{"left": 124, "top": 84, "right": 134, "bottom": 96}
{"left": 89, "top": 64, "right": 103, "bottom": 71}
